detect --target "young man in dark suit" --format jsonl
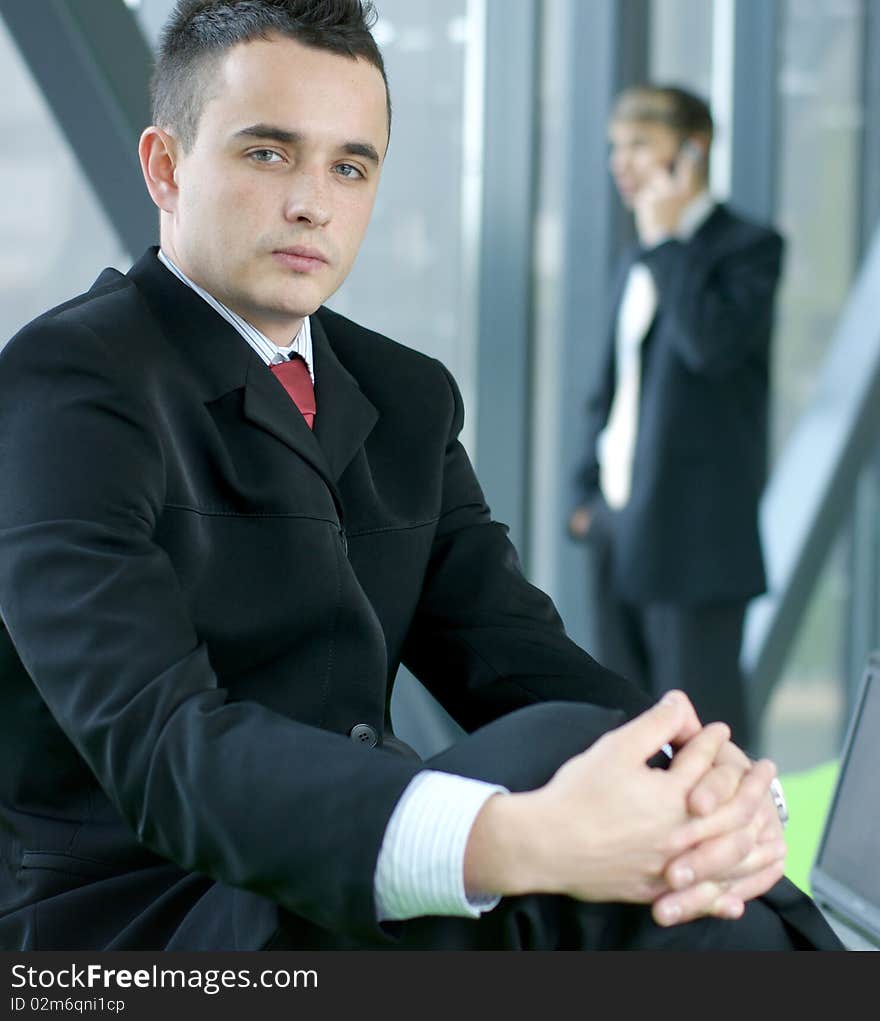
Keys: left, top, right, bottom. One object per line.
{"left": 0, "top": 3, "right": 836, "bottom": 951}
{"left": 570, "top": 86, "right": 782, "bottom": 752}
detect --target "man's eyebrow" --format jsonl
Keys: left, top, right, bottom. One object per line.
{"left": 340, "top": 141, "right": 381, "bottom": 165}
{"left": 234, "top": 123, "right": 301, "bottom": 144}
{"left": 233, "top": 124, "right": 381, "bottom": 164}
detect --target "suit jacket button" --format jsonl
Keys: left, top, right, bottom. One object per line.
{"left": 349, "top": 723, "right": 378, "bottom": 748}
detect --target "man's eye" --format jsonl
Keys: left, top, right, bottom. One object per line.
{"left": 249, "top": 149, "right": 283, "bottom": 163}
{"left": 334, "top": 163, "right": 364, "bottom": 179}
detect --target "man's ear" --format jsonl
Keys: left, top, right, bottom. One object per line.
{"left": 139, "top": 126, "right": 180, "bottom": 213}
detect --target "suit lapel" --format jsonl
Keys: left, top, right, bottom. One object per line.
{"left": 241, "top": 356, "right": 341, "bottom": 497}
{"left": 310, "top": 312, "right": 378, "bottom": 481}
{"left": 242, "top": 315, "right": 379, "bottom": 491}
{"left": 604, "top": 206, "right": 728, "bottom": 379}
{"left": 125, "top": 249, "right": 360, "bottom": 500}
{"left": 685, "top": 202, "right": 728, "bottom": 253}
{"left": 127, "top": 247, "right": 255, "bottom": 402}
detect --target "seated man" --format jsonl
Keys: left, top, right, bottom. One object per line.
{"left": 0, "top": 0, "right": 840, "bottom": 951}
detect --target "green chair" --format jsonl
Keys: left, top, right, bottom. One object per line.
{"left": 779, "top": 760, "right": 839, "bottom": 894}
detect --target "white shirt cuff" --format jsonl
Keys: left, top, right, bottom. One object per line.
{"left": 374, "top": 770, "right": 508, "bottom": 922}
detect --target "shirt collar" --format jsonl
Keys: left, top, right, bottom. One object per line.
{"left": 157, "top": 249, "right": 314, "bottom": 382}
{"left": 675, "top": 190, "right": 716, "bottom": 242}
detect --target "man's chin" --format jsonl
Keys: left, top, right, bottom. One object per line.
{"left": 271, "top": 275, "right": 337, "bottom": 315}
{"left": 266, "top": 283, "right": 328, "bottom": 320}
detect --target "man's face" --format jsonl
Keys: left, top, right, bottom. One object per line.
{"left": 161, "top": 35, "right": 388, "bottom": 342}
{"left": 607, "top": 118, "right": 682, "bottom": 208}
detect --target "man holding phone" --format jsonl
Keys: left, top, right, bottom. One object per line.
{"left": 570, "top": 86, "right": 783, "bottom": 752}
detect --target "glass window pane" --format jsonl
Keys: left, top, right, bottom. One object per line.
{"left": 326, "top": 2, "right": 474, "bottom": 374}
{"left": 0, "top": 15, "right": 129, "bottom": 349}
{"left": 762, "top": 531, "right": 848, "bottom": 771}
{"left": 649, "top": 0, "right": 714, "bottom": 99}
{"left": 128, "top": 0, "right": 167, "bottom": 47}
{"left": 773, "top": 0, "right": 864, "bottom": 458}
{"left": 763, "top": 0, "right": 865, "bottom": 771}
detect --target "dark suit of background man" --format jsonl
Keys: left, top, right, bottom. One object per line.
{"left": 570, "top": 85, "right": 783, "bottom": 752}
{"left": 0, "top": 1, "right": 837, "bottom": 952}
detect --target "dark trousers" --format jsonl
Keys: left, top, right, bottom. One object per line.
{"left": 266, "top": 704, "right": 842, "bottom": 951}
{"left": 590, "top": 524, "right": 751, "bottom": 750}
{"left": 269, "top": 888, "right": 832, "bottom": 951}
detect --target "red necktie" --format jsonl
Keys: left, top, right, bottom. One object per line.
{"left": 270, "top": 355, "right": 316, "bottom": 429}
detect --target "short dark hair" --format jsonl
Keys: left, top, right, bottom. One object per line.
{"left": 152, "top": 0, "right": 391, "bottom": 150}
{"left": 611, "top": 84, "right": 713, "bottom": 143}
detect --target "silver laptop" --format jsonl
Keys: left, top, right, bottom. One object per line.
{"left": 809, "top": 652, "right": 880, "bottom": 951}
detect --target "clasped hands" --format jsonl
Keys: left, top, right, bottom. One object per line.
{"left": 465, "top": 690, "right": 786, "bottom": 928}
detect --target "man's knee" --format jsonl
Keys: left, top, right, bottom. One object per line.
{"left": 426, "top": 701, "right": 626, "bottom": 792}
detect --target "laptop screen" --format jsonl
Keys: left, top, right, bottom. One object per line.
{"left": 811, "top": 657, "right": 880, "bottom": 934}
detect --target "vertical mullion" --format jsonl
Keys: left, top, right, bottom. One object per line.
{"left": 529, "top": 0, "right": 647, "bottom": 649}
{"left": 845, "top": 0, "right": 880, "bottom": 724}
{"left": 473, "top": 0, "right": 540, "bottom": 558}
{"left": 728, "top": 0, "right": 779, "bottom": 222}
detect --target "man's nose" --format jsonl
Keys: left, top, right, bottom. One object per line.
{"left": 283, "top": 170, "right": 331, "bottom": 227}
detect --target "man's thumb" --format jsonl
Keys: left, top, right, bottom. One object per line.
{"left": 614, "top": 690, "right": 697, "bottom": 763}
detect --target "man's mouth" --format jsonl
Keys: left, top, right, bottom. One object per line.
{"left": 272, "top": 246, "right": 330, "bottom": 273}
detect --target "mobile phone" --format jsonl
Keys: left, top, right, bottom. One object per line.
{"left": 668, "top": 138, "right": 704, "bottom": 174}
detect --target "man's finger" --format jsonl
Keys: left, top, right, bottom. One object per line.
{"left": 652, "top": 879, "right": 727, "bottom": 927}
{"left": 668, "top": 721, "right": 731, "bottom": 789}
{"left": 666, "top": 826, "right": 786, "bottom": 890}
{"left": 725, "top": 858, "right": 788, "bottom": 905}
{"left": 675, "top": 758, "right": 778, "bottom": 848}
{"left": 673, "top": 149, "right": 698, "bottom": 192}
{"left": 609, "top": 690, "right": 700, "bottom": 765}
{"left": 665, "top": 825, "right": 753, "bottom": 891}
{"left": 714, "top": 740, "right": 752, "bottom": 773}
{"left": 688, "top": 761, "right": 744, "bottom": 817}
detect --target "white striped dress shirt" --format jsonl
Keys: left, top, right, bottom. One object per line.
{"left": 158, "top": 249, "right": 315, "bottom": 377}
{"left": 157, "top": 250, "right": 507, "bottom": 922}
{"left": 597, "top": 191, "right": 716, "bottom": 509}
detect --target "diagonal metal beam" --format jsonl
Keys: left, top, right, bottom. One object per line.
{"left": 0, "top": 0, "right": 156, "bottom": 256}
{"left": 742, "top": 224, "right": 880, "bottom": 722}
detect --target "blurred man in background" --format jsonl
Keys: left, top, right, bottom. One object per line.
{"left": 570, "top": 85, "right": 784, "bottom": 752}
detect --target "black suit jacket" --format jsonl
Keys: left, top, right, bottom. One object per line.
{"left": 0, "top": 249, "right": 649, "bottom": 950}
{"left": 576, "top": 204, "right": 784, "bottom": 606}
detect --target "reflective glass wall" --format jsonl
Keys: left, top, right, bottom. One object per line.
{"left": 650, "top": 0, "right": 713, "bottom": 99}
{"left": 0, "top": 16, "right": 128, "bottom": 349}
{"left": 760, "top": 0, "right": 866, "bottom": 769}
{"left": 772, "top": 0, "right": 864, "bottom": 458}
